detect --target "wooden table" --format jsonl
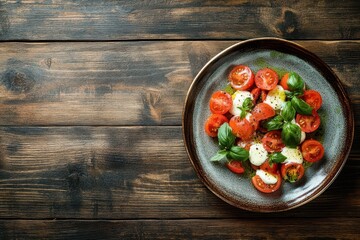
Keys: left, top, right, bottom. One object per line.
{"left": 0, "top": 1, "right": 359, "bottom": 239}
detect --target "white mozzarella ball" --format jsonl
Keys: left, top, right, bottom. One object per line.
{"left": 256, "top": 169, "right": 278, "bottom": 184}
{"left": 229, "top": 91, "right": 253, "bottom": 116}
{"left": 249, "top": 143, "right": 268, "bottom": 166}
{"left": 281, "top": 146, "right": 303, "bottom": 164}
{"left": 264, "top": 85, "right": 286, "bottom": 110}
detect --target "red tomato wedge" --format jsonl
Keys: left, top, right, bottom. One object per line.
{"left": 228, "top": 65, "right": 255, "bottom": 90}
{"left": 302, "top": 90, "right": 323, "bottom": 111}
{"left": 301, "top": 139, "right": 324, "bottom": 162}
{"left": 251, "top": 87, "right": 261, "bottom": 104}
{"left": 260, "top": 159, "right": 279, "bottom": 174}
{"left": 229, "top": 116, "right": 254, "bottom": 140}
{"left": 209, "top": 90, "right": 233, "bottom": 114}
{"left": 280, "top": 72, "right": 290, "bottom": 90}
{"left": 226, "top": 160, "right": 245, "bottom": 174}
{"left": 295, "top": 110, "right": 321, "bottom": 133}
{"left": 204, "top": 114, "right": 228, "bottom": 137}
{"left": 261, "top": 130, "right": 285, "bottom": 153}
{"left": 255, "top": 68, "right": 279, "bottom": 90}
{"left": 251, "top": 171, "right": 282, "bottom": 193}
{"left": 281, "top": 162, "right": 305, "bottom": 183}
{"left": 251, "top": 103, "right": 275, "bottom": 121}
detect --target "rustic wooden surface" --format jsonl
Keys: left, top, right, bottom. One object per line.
{"left": 0, "top": 1, "right": 359, "bottom": 239}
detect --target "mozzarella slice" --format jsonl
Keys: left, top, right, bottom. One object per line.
{"left": 256, "top": 169, "right": 278, "bottom": 184}
{"left": 281, "top": 146, "right": 303, "bottom": 164}
{"left": 229, "top": 90, "right": 253, "bottom": 116}
{"left": 249, "top": 143, "right": 267, "bottom": 166}
{"left": 264, "top": 85, "right": 286, "bottom": 110}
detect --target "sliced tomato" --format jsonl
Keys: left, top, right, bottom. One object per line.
{"left": 280, "top": 73, "right": 290, "bottom": 90}
{"left": 248, "top": 114, "right": 259, "bottom": 131}
{"left": 295, "top": 110, "right": 321, "bottom": 133}
{"left": 281, "top": 162, "right": 305, "bottom": 183}
{"left": 302, "top": 90, "right": 322, "bottom": 111}
{"left": 255, "top": 68, "right": 279, "bottom": 90}
{"left": 226, "top": 160, "right": 245, "bottom": 174}
{"left": 228, "top": 65, "right": 255, "bottom": 90}
{"left": 251, "top": 103, "right": 275, "bottom": 121}
{"left": 204, "top": 114, "right": 228, "bottom": 137}
{"left": 261, "top": 130, "right": 285, "bottom": 153}
{"left": 251, "top": 171, "right": 282, "bottom": 193}
{"left": 260, "top": 159, "right": 279, "bottom": 174}
{"left": 209, "top": 90, "right": 233, "bottom": 114}
{"left": 261, "top": 90, "right": 267, "bottom": 102}
{"left": 251, "top": 87, "right": 261, "bottom": 104}
{"left": 301, "top": 139, "right": 324, "bottom": 162}
{"left": 229, "top": 116, "right": 254, "bottom": 140}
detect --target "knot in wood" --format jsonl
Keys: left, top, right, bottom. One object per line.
{"left": 275, "top": 10, "right": 299, "bottom": 37}
{"left": 2, "top": 69, "right": 36, "bottom": 93}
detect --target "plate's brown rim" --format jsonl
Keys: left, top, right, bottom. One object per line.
{"left": 182, "top": 37, "right": 354, "bottom": 212}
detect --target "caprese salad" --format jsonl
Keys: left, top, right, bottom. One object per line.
{"left": 204, "top": 65, "right": 324, "bottom": 193}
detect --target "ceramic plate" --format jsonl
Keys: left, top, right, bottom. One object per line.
{"left": 182, "top": 38, "right": 354, "bottom": 212}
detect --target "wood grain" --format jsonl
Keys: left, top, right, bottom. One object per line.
{"left": 0, "top": 218, "right": 359, "bottom": 240}
{"left": 0, "top": 41, "right": 359, "bottom": 126}
{"left": 0, "top": 1, "right": 359, "bottom": 40}
{"left": 0, "top": 126, "right": 358, "bottom": 219}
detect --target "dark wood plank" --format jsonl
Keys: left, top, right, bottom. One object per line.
{"left": 0, "top": 41, "right": 359, "bottom": 126}
{"left": 0, "top": 126, "right": 358, "bottom": 219}
{"left": 0, "top": 218, "right": 359, "bottom": 240}
{"left": 0, "top": 1, "right": 359, "bottom": 40}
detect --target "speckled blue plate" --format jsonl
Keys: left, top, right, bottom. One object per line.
{"left": 182, "top": 38, "right": 354, "bottom": 212}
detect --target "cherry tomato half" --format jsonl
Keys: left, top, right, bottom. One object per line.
{"left": 280, "top": 72, "right": 290, "bottom": 90}
{"left": 260, "top": 159, "right": 279, "bottom": 174}
{"left": 226, "top": 160, "right": 245, "bottom": 174}
{"left": 251, "top": 171, "right": 282, "bottom": 193}
{"left": 261, "top": 130, "right": 285, "bottom": 153}
{"left": 209, "top": 90, "right": 233, "bottom": 115}
{"left": 204, "top": 114, "right": 228, "bottom": 137}
{"left": 255, "top": 68, "right": 279, "bottom": 90}
{"left": 301, "top": 139, "right": 324, "bottom": 162}
{"left": 295, "top": 110, "right": 321, "bottom": 133}
{"left": 302, "top": 90, "right": 323, "bottom": 111}
{"left": 228, "top": 65, "right": 255, "bottom": 90}
{"left": 229, "top": 116, "right": 254, "bottom": 140}
{"left": 281, "top": 162, "right": 305, "bottom": 183}
{"left": 251, "top": 102, "right": 276, "bottom": 122}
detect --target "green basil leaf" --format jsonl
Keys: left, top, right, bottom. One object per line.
{"left": 268, "top": 152, "right": 287, "bottom": 165}
{"left": 227, "top": 146, "right": 249, "bottom": 161}
{"left": 223, "top": 84, "right": 236, "bottom": 95}
{"left": 291, "top": 96, "right": 313, "bottom": 115}
{"left": 281, "top": 101, "right": 296, "bottom": 122}
{"left": 210, "top": 149, "right": 228, "bottom": 162}
{"left": 281, "top": 122, "right": 302, "bottom": 148}
{"left": 287, "top": 72, "right": 304, "bottom": 93}
{"left": 263, "top": 115, "right": 284, "bottom": 131}
{"left": 238, "top": 97, "right": 253, "bottom": 119}
{"left": 243, "top": 97, "right": 253, "bottom": 110}
{"left": 217, "top": 122, "right": 236, "bottom": 150}
{"left": 239, "top": 107, "right": 247, "bottom": 119}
